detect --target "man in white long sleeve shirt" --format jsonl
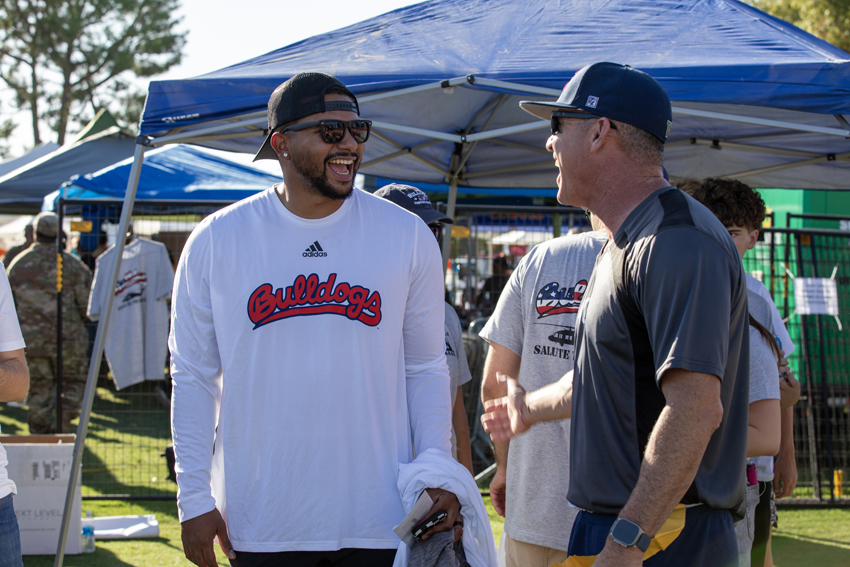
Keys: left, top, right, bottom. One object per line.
{"left": 170, "top": 73, "right": 461, "bottom": 567}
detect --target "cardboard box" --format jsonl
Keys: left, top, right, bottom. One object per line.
{"left": 1, "top": 434, "right": 81, "bottom": 555}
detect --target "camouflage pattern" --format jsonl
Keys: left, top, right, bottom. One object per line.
{"left": 26, "top": 357, "right": 88, "bottom": 433}
{"left": 7, "top": 242, "right": 92, "bottom": 434}
{"left": 2, "top": 242, "right": 33, "bottom": 268}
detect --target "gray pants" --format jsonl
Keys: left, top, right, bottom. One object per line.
{"left": 734, "top": 484, "right": 761, "bottom": 567}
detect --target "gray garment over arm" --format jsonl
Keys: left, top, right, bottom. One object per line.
{"left": 445, "top": 302, "right": 472, "bottom": 459}
{"left": 480, "top": 232, "right": 605, "bottom": 551}
{"left": 569, "top": 187, "right": 750, "bottom": 519}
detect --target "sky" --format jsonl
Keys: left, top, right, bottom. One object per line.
{"left": 3, "top": 0, "right": 423, "bottom": 162}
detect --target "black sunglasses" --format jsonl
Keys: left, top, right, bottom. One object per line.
{"left": 550, "top": 112, "right": 617, "bottom": 136}
{"left": 428, "top": 223, "right": 444, "bottom": 247}
{"left": 279, "top": 119, "right": 372, "bottom": 144}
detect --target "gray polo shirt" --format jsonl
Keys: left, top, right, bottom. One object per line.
{"left": 569, "top": 187, "right": 749, "bottom": 518}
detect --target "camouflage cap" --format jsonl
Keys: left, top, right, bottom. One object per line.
{"left": 34, "top": 212, "right": 59, "bottom": 238}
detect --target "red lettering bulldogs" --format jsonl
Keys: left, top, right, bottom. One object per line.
{"left": 247, "top": 273, "right": 382, "bottom": 329}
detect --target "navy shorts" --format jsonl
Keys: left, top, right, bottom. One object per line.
{"left": 568, "top": 505, "right": 738, "bottom": 567}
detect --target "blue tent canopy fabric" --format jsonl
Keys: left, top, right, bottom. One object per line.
{"left": 136, "top": 0, "right": 850, "bottom": 191}
{"left": 0, "top": 128, "right": 136, "bottom": 213}
{"left": 44, "top": 145, "right": 281, "bottom": 209}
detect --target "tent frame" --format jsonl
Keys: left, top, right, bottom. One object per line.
{"left": 54, "top": 73, "right": 850, "bottom": 565}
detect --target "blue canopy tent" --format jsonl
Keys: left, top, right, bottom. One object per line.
{"left": 136, "top": 0, "right": 850, "bottom": 194}
{"left": 43, "top": 144, "right": 281, "bottom": 209}
{"left": 53, "top": 1, "right": 850, "bottom": 557}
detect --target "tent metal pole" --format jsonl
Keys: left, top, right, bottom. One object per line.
{"left": 370, "top": 130, "right": 451, "bottom": 176}
{"left": 151, "top": 116, "right": 267, "bottom": 146}
{"left": 727, "top": 151, "right": 850, "bottom": 179}
{"left": 442, "top": 175, "right": 459, "bottom": 274}
{"left": 671, "top": 106, "right": 850, "bottom": 137}
{"left": 486, "top": 138, "right": 551, "bottom": 156}
{"left": 469, "top": 77, "right": 561, "bottom": 97}
{"left": 371, "top": 120, "right": 463, "bottom": 143}
{"left": 54, "top": 142, "right": 148, "bottom": 567}
{"left": 360, "top": 139, "right": 442, "bottom": 168}
{"left": 666, "top": 138, "right": 820, "bottom": 157}
{"left": 359, "top": 76, "right": 472, "bottom": 103}
{"left": 463, "top": 121, "right": 548, "bottom": 143}
{"left": 462, "top": 160, "right": 555, "bottom": 179}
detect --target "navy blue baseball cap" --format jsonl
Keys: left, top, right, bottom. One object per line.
{"left": 374, "top": 184, "right": 453, "bottom": 225}
{"left": 519, "top": 62, "right": 672, "bottom": 142}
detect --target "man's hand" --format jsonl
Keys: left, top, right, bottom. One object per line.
{"left": 778, "top": 353, "right": 800, "bottom": 408}
{"left": 592, "top": 537, "right": 644, "bottom": 567}
{"left": 181, "top": 508, "right": 236, "bottom": 567}
{"left": 490, "top": 467, "right": 507, "bottom": 517}
{"left": 420, "top": 488, "right": 463, "bottom": 542}
{"left": 481, "top": 373, "right": 531, "bottom": 442}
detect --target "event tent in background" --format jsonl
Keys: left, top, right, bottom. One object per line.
{"left": 0, "top": 143, "right": 60, "bottom": 178}
{"left": 0, "top": 111, "right": 135, "bottom": 213}
{"left": 42, "top": 144, "right": 281, "bottom": 211}
{"left": 136, "top": 0, "right": 850, "bottom": 195}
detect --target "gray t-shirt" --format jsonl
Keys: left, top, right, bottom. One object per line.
{"left": 445, "top": 302, "right": 472, "bottom": 459}
{"left": 747, "top": 315, "right": 782, "bottom": 481}
{"left": 570, "top": 187, "right": 750, "bottom": 519}
{"left": 480, "top": 232, "right": 605, "bottom": 551}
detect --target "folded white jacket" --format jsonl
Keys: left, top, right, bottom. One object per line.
{"left": 394, "top": 449, "right": 499, "bottom": 567}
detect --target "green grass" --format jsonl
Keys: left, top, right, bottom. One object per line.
{"left": 19, "top": 498, "right": 850, "bottom": 566}
{"left": 3, "top": 395, "right": 849, "bottom": 565}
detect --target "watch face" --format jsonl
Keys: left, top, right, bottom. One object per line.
{"left": 612, "top": 520, "right": 641, "bottom": 546}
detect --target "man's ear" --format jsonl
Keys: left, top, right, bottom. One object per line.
{"left": 588, "top": 118, "right": 612, "bottom": 153}
{"left": 271, "top": 131, "right": 289, "bottom": 158}
{"left": 748, "top": 229, "right": 759, "bottom": 251}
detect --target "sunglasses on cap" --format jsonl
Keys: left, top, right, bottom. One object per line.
{"left": 550, "top": 111, "right": 617, "bottom": 136}
{"left": 279, "top": 119, "right": 372, "bottom": 144}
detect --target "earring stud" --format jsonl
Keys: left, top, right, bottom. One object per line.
{"left": 283, "top": 152, "right": 288, "bottom": 157}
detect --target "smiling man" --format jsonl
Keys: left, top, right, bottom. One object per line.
{"left": 481, "top": 63, "right": 749, "bottom": 567}
{"left": 170, "top": 73, "right": 460, "bottom": 567}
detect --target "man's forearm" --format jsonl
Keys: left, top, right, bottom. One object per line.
{"left": 0, "top": 352, "right": 28, "bottom": 402}
{"left": 525, "top": 370, "right": 572, "bottom": 424}
{"left": 780, "top": 406, "right": 794, "bottom": 455}
{"left": 618, "top": 370, "right": 722, "bottom": 536}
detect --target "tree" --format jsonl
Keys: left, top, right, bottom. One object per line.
{"left": 0, "top": 100, "right": 15, "bottom": 159}
{"left": 748, "top": 0, "right": 850, "bottom": 53}
{"left": 0, "top": 0, "right": 185, "bottom": 146}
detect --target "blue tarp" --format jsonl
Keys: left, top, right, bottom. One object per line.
{"left": 137, "top": 0, "right": 850, "bottom": 190}
{"left": 43, "top": 145, "right": 281, "bottom": 209}
{"left": 141, "top": 0, "right": 849, "bottom": 136}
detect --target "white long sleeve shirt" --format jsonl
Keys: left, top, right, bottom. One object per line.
{"left": 169, "top": 187, "right": 452, "bottom": 552}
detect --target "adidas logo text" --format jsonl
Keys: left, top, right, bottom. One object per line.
{"left": 303, "top": 240, "right": 327, "bottom": 258}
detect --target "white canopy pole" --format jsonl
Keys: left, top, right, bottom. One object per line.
{"left": 54, "top": 142, "right": 148, "bottom": 567}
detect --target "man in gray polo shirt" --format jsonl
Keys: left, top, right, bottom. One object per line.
{"left": 481, "top": 62, "right": 749, "bottom": 567}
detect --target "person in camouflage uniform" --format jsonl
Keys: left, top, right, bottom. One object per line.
{"left": 7, "top": 212, "right": 92, "bottom": 434}
{"left": 2, "top": 223, "right": 33, "bottom": 267}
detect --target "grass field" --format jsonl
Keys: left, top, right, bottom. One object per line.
{"left": 4, "top": 392, "right": 850, "bottom": 566}
{"left": 16, "top": 498, "right": 850, "bottom": 566}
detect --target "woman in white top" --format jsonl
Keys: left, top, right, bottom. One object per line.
{"left": 735, "top": 315, "right": 781, "bottom": 567}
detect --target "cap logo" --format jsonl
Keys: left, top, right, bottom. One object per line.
{"left": 401, "top": 187, "right": 431, "bottom": 206}
{"left": 666, "top": 120, "right": 672, "bottom": 138}
{"left": 586, "top": 96, "right": 599, "bottom": 109}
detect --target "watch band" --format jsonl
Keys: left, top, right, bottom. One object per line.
{"left": 609, "top": 518, "right": 652, "bottom": 552}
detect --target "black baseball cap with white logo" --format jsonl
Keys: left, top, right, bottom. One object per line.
{"left": 374, "top": 184, "right": 454, "bottom": 225}
{"left": 519, "top": 62, "right": 672, "bottom": 142}
{"left": 253, "top": 72, "right": 360, "bottom": 161}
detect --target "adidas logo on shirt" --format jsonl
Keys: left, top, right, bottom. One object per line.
{"left": 303, "top": 241, "right": 327, "bottom": 257}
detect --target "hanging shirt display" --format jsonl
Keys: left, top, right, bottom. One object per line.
{"left": 88, "top": 237, "right": 175, "bottom": 389}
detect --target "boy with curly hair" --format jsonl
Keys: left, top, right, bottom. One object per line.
{"left": 686, "top": 178, "right": 801, "bottom": 567}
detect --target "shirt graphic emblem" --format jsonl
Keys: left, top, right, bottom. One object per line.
{"left": 247, "top": 273, "right": 381, "bottom": 329}
{"left": 536, "top": 280, "right": 588, "bottom": 318}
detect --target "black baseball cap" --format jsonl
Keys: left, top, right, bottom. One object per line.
{"left": 253, "top": 72, "right": 360, "bottom": 161}
{"left": 519, "top": 62, "right": 672, "bottom": 142}
{"left": 373, "top": 184, "right": 454, "bottom": 225}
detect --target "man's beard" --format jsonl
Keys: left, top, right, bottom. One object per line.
{"left": 291, "top": 152, "right": 358, "bottom": 201}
